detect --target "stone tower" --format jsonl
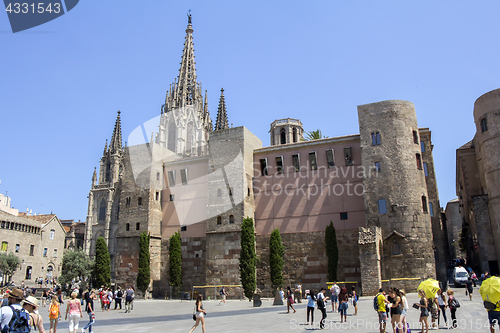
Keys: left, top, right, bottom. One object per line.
{"left": 473, "top": 88, "right": 500, "bottom": 266}
{"left": 85, "top": 111, "right": 123, "bottom": 269}
{"left": 357, "top": 100, "right": 436, "bottom": 290}
{"left": 270, "top": 118, "right": 304, "bottom": 146}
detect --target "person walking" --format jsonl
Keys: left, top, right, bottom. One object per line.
{"left": 114, "top": 287, "right": 123, "bottom": 310}
{"left": 466, "top": 277, "right": 473, "bottom": 301}
{"left": 83, "top": 290, "right": 96, "bottom": 333}
{"left": 436, "top": 289, "right": 448, "bottom": 327}
{"left": 317, "top": 287, "right": 328, "bottom": 329}
{"left": 400, "top": 289, "right": 409, "bottom": 333}
{"left": 306, "top": 290, "right": 316, "bottom": 326}
{"left": 486, "top": 299, "right": 500, "bottom": 333}
{"left": 428, "top": 295, "right": 439, "bottom": 330}
{"left": 0, "top": 289, "right": 27, "bottom": 331}
{"left": 41, "top": 289, "right": 48, "bottom": 307}
{"left": 338, "top": 287, "right": 349, "bottom": 323}
{"left": 48, "top": 296, "right": 60, "bottom": 333}
{"left": 124, "top": 286, "right": 135, "bottom": 313}
{"left": 189, "top": 294, "right": 206, "bottom": 333}
{"left": 22, "top": 296, "right": 45, "bottom": 332}
{"left": 218, "top": 286, "right": 228, "bottom": 305}
{"left": 286, "top": 286, "right": 296, "bottom": 314}
{"left": 375, "top": 288, "right": 390, "bottom": 333}
{"left": 447, "top": 289, "right": 459, "bottom": 329}
{"left": 350, "top": 286, "right": 358, "bottom": 316}
{"left": 417, "top": 289, "right": 429, "bottom": 333}
{"left": 65, "top": 291, "right": 83, "bottom": 333}
{"left": 330, "top": 282, "right": 340, "bottom": 313}
{"left": 389, "top": 288, "right": 402, "bottom": 333}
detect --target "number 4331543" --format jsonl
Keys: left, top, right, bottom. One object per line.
{"left": 6, "top": 3, "right": 61, "bottom": 14}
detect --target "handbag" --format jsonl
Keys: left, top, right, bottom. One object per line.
{"left": 412, "top": 303, "right": 419, "bottom": 309}
{"left": 192, "top": 304, "right": 197, "bottom": 321}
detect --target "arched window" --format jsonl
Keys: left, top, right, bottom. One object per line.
{"left": 391, "top": 240, "right": 401, "bottom": 255}
{"left": 292, "top": 127, "right": 297, "bottom": 143}
{"left": 126, "top": 223, "right": 130, "bottom": 231}
{"left": 99, "top": 200, "right": 106, "bottom": 221}
{"left": 105, "top": 162, "right": 111, "bottom": 182}
{"left": 229, "top": 215, "right": 235, "bottom": 224}
{"left": 168, "top": 122, "right": 176, "bottom": 152}
{"left": 280, "top": 128, "right": 286, "bottom": 144}
{"left": 217, "top": 216, "right": 222, "bottom": 225}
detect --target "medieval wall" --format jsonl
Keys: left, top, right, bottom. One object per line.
{"left": 256, "top": 229, "right": 361, "bottom": 293}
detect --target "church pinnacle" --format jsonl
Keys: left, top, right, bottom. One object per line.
{"left": 109, "top": 110, "right": 122, "bottom": 154}
{"left": 214, "top": 88, "right": 229, "bottom": 131}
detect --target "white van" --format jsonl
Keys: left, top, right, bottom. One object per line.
{"left": 453, "top": 266, "right": 469, "bottom": 286}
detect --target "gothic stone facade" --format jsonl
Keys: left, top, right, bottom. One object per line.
{"left": 85, "top": 18, "right": 445, "bottom": 296}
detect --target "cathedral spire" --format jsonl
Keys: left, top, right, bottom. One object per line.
{"left": 175, "top": 12, "right": 197, "bottom": 107}
{"left": 214, "top": 88, "right": 229, "bottom": 131}
{"left": 109, "top": 110, "right": 122, "bottom": 154}
{"left": 103, "top": 139, "right": 108, "bottom": 155}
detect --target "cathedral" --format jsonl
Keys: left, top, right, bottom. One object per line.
{"left": 85, "top": 15, "right": 447, "bottom": 296}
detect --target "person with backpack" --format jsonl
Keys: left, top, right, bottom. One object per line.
{"left": 316, "top": 287, "right": 329, "bottom": 329}
{"left": 447, "top": 289, "right": 459, "bottom": 329}
{"left": 330, "top": 282, "right": 340, "bottom": 313}
{"left": 48, "top": 296, "right": 60, "bottom": 333}
{"left": 375, "top": 288, "right": 390, "bottom": 333}
{"left": 22, "top": 296, "right": 45, "bottom": 332}
{"left": 114, "top": 287, "right": 122, "bottom": 310}
{"left": 218, "top": 286, "right": 227, "bottom": 306}
{"left": 0, "top": 288, "right": 30, "bottom": 333}
{"left": 124, "top": 287, "right": 134, "bottom": 313}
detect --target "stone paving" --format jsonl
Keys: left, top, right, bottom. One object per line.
{"left": 39, "top": 285, "right": 494, "bottom": 332}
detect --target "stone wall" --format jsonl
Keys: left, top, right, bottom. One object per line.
{"left": 256, "top": 229, "right": 361, "bottom": 293}
{"left": 205, "top": 231, "right": 242, "bottom": 286}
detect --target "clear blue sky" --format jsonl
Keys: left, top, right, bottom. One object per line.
{"left": 1, "top": 1, "right": 499, "bottom": 220}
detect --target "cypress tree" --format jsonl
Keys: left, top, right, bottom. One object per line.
{"left": 269, "top": 228, "right": 284, "bottom": 289}
{"left": 169, "top": 231, "right": 182, "bottom": 295}
{"left": 137, "top": 231, "right": 151, "bottom": 294}
{"left": 240, "top": 217, "right": 256, "bottom": 300}
{"left": 325, "top": 221, "right": 339, "bottom": 282}
{"left": 94, "top": 237, "right": 111, "bottom": 288}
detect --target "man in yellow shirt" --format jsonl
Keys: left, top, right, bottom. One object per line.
{"left": 488, "top": 301, "right": 500, "bottom": 333}
{"left": 376, "top": 288, "right": 390, "bottom": 333}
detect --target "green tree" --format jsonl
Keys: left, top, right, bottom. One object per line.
{"left": 59, "top": 249, "right": 94, "bottom": 290}
{"left": 325, "top": 221, "right": 339, "bottom": 282}
{"left": 137, "top": 231, "right": 151, "bottom": 294}
{"left": 269, "top": 228, "right": 284, "bottom": 289}
{"left": 303, "top": 129, "right": 326, "bottom": 141}
{"left": 169, "top": 231, "right": 182, "bottom": 296}
{"left": 0, "top": 252, "right": 20, "bottom": 283}
{"left": 94, "top": 237, "right": 111, "bottom": 288}
{"left": 240, "top": 217, "right": 256, "bottom": 300}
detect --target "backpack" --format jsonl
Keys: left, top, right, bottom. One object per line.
{"left": 49, "top": 304, "right": 59, "bottom": 319}
{"left": 219, "top": 289, "right": 224, "bottom": 296}
{"left": 2, "top": 306, "right": 31, "bottom": 333}
{"left": 484, "top": 300, "right": 497, "bottom": 310}
{"left": 374, "top": 294, "right": 380, "bottom": 311}
{"left": 449, "top": 297, "right": 460, "bottom": 309}
{"left": 117, "top": 290, "right": 123, "bottom": 298}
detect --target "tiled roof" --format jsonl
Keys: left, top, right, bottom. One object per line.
{"left": 0, "top": 212, "right": 43, "bottom": 227}
{"left": 23, "top": 214, "right": 56, "bottom": 224}
{"left": 63, "top": 226, "right": 71, "bottom": 233}
{"left": 458, "top": 140, "right": 474, "bottom": 150}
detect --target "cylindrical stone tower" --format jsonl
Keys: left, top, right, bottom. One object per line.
{"left": 473, "top": 88, "right": 500, "bottom": 263}
{"left": 358, "top": 100, "right": 436, "bottom": 283}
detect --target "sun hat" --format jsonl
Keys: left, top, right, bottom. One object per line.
{"left": 8, "top": 288, "right": 24, "bottom": 300}
{"left": 22, "top": 296, "right": 39, "bottom": 308}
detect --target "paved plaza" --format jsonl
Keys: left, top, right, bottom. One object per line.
{"left": 40, "top": 286, "right": 493, "bottom": 332}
